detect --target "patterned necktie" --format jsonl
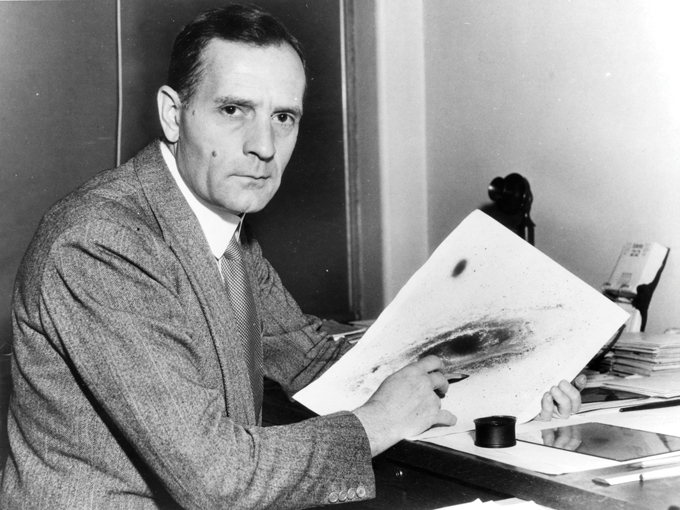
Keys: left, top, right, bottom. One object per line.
{"left": 219, "top": 233, "right": 263, "bottom": 418}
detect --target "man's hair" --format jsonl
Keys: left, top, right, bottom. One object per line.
{"left": 167, "top": 4, "right": 306, "bottom": 105}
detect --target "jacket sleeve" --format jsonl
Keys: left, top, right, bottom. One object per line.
{"left": 24, "top": 216, "right": 374, "bottom": 510}
{"left": 244, "top": 235, "right": 355, "bottom": 396}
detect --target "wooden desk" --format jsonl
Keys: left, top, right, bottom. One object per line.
{"left": 263, "top": 380, "right": 680, "bottom": 510}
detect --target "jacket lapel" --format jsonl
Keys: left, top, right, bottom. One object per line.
{"left": 131, "top": 141, "right": 257, "bottom": 426}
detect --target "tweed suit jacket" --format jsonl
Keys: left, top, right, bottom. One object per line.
{"left": 1, "top": 141, "right": 374, "bottom": 509}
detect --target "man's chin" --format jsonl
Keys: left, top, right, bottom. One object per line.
{"left": 221, "top": 196, "right": 274, "bottom": 216}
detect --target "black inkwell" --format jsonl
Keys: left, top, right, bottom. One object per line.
{"left": 474, "top": 416, "right": 516, "bottom": 448}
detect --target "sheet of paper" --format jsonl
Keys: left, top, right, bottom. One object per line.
{"left": 436, "top": 498, "right": 550, "bottom": 510}
{"left": 423, "top": 406, "right": 680, "bottom": 475}
{"left": 294, "top": 210, "right": 629, "bottom": 436}
{"left": 601, "top": 371, "right": 680, "bottom": 398}
{"left": 435, "top": 498, "right": 554, "bottom": 509}
{"left": 424, "top": 424, "right": 616, "bottom": 476}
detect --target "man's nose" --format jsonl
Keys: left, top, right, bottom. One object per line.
{"left": 243, "top": 117, "right": 275, "bottom": 161}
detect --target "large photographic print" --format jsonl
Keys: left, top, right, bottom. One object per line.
{"left": 295, "top": 211, "right": 629, "bottom": 437}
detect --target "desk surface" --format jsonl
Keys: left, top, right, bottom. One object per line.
{"left": 386, "top": 439, "right": 680, "bottom": 510}
{"left": 263, "top": 381, "right": 680, "bottom": 510}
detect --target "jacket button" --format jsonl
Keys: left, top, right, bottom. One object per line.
{"left": 356, "top": 485, "right": 366, "bottom": 498}
{"left": 347, "top": 488, "right": 356, "bottom": 500}
{"left": 339, "top": 490, "right": 347, "bottom": 501}
{"left": 328, "top": 492, "right": 339, "bottom": 503}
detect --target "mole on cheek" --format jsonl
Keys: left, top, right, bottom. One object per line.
{"left": 212, "top": 151, "right": 217, "bottom": 157}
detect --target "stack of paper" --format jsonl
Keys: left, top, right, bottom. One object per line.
{"left": 601, "top": 371, "right": 680, "bottom": 398}
{"left": 611, "top": 333, "right": 680, "bottom": 376}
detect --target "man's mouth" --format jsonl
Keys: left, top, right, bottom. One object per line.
{"left": 235, "top": 174, "right": 269, "bottom": 180}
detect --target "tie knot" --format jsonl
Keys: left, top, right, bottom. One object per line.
{"left": 223, "top": 234, "right": 241, "bottom": 261}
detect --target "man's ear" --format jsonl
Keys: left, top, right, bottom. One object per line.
{"left": 157, "top": 85, "right": 182, "bottom": 143}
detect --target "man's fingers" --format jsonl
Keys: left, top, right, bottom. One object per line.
{"left": 536, "top": 377, "right": 586, "bottom": 422}
{"left": 548, "top": 380, "right": 580, "bottom": 417}
{"left": 536, "top": 392, "right": 554, "bottom": 421}
{"left": 416, "top": 355, "right": 446, "bottom": 373}
{"left": 557, "top": 379, "right": 582, "bottom": 414}
{"left": 354, "top": 356, "right": 458, "bottom": 454}
{"left": 572, "top": 373, "right": 588, "bottom": 392}
{"left": 549, "top": 385, "right": 571, "bottom": 417}
{"left": 429, "top": 370, "right": 449, "bottom": 394}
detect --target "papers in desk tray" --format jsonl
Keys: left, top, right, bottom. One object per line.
{"left": 610, "top": 332, "right": 680, "bottom": 376}
{"left": 601, "top": 371, "right": 680, "bottom": 398}
{"left": 293, "top": 211, "right": 629, "bottom": 437}
{"left": 578, "top": 386, "right": 648, "bottom": 413}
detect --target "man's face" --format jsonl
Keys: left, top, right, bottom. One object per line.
{"left": 174, "top": 39, "right": 306, "bottom": 215}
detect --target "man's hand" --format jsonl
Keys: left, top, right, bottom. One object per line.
{"left": 352, "top": 356, "right": 457, "bottom": 457}
{"left": 535, "top": 373, "right": 588, "bottom": 421}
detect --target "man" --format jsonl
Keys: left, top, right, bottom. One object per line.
{"left": 1, "top": 5, "right": 583, "bottom": 509}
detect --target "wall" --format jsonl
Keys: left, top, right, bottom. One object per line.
{"left": 368, "top": 0, "right": 679, "bottom": 332}
{"left": 374, "top": 0, "right": 430, "bottom": 303}
{"left": 425, "top": 0, "right": 680, "bottom": 333}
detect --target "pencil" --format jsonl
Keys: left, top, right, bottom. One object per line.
{"left": 619, "top": 398, "right": 680, "bottom": 413}
{"left": 593, "top": 465, "right": 680, "bottom": 485}
{"left": 636, "top": 456, "right": 680, "bottom": 469}
{"left": 443, "top": 372, "right": 469, "bottom": 383}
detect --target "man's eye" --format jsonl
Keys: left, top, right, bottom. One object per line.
{"left": 222, "top": 105, "right": 240, "bottom": 115}
{"left": 274, "top": 113, "right": 295, "bottom": 126}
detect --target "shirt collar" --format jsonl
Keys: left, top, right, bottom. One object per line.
{"left": 160, "top": 142, "right": 242, "bottom": 258}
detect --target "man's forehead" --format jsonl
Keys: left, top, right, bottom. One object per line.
{"left": 198, "top": 39, "right": 306, "bottom": 107}
{"left": 200, "top": 39, "right": 305, "bottom": 88}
